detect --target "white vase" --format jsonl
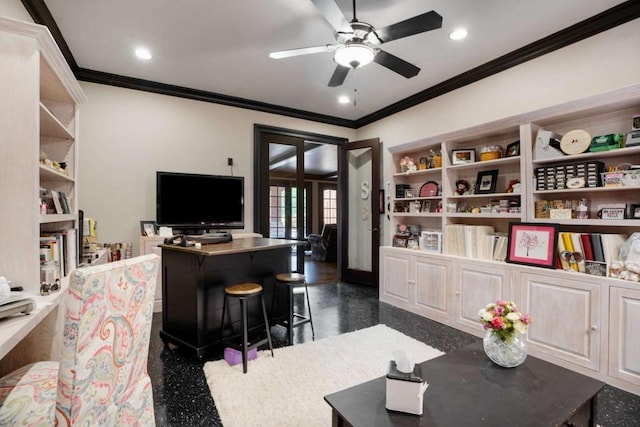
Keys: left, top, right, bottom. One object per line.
{"left": 483, "top": 330, "right": 527, "bottom": 368}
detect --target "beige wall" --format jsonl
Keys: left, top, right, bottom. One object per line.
{"left": 78, "top": 83, "right": 356, "bottom": 253}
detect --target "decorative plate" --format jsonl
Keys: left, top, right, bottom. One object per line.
{"left": 419, "top": 181, "right": 439, "bottom": 197}
{"left": 560, "top": 129, "right": 591, "bottom": 155}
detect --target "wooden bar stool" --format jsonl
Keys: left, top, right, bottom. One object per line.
{"left": 220, "top": 283, "right": 274, "bottom": 373}
{"left": 271, "top": 272, "right": 315, "bottom": 345}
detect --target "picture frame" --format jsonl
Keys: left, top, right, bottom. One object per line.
{"left": 474, "top": 169, "right": 499, "bottom": 194}
{"left": 629, "top": 204, "right": 640, "bottom": 219}
{"left": 505, "top": 141, "right": 520, "bottom": 157}
{"left": 404, "top": 189, "right": 414, "bottom": 198}
{"left": 599, "top": 207, "right": 626, "bottom": 220}
{"left": 392, "top": 235, "right": 409, "bottom": 248}
{"left": 506, "top": 222, "right": 559, "bottom": 268}
{"left": 140, "top": 220, "right": 157, "bottom": 237}
{"left": 451, "top": 149, "right": 476, "bottom": 165}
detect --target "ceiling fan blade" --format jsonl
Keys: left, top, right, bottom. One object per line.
{"left": 269, "top": 44, "right": 339, "bottom": 59}
{"left": 373, "top": 49, "right": 420, "bottom": 78}
{"left": 311, "top": 0, "right": 353, "bottom": 33}
{"left": 373, "top": 11, "right": 443, "bottom": 43}
{"left": 328, "top": 65, "right": 350, "bottom": 87}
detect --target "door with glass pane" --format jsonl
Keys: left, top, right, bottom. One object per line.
{"left": 339, "top": 138, "right": 380, "bottom": 286}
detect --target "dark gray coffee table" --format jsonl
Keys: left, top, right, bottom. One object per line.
{"left": 324, "top": 341, "right": 604, "bottom": 426}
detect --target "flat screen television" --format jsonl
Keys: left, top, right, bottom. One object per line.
{"left": 156, "top": 171, "right": 244, "bottom": 232}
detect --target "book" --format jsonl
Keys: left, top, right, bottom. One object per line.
{"left": 58, "top": 191, "right": 71, "bottom": 214}
{"left": 590, "top": 233, "right": 605, "bottom": 263}
{"left": 560, "top": 232, "right": 577, "bottom": 271}
{"left": 50, "top": 190, "right": 63, "bottom": 214}
{"left": 557, "top": 234, "right": 570, "bottom": 271}
{"left": 580, "top": 234, "right": 594, "bottom": 261}
{"left": 570, "top": 233, "right": 586, "bottom": 272}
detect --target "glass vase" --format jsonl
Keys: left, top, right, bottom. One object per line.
{"left": 483, "top": 330, "right": 527, "bottom": 368}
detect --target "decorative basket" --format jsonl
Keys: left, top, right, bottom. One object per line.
{"left": 479, "top": 145, "right": 502, "bottom": 161}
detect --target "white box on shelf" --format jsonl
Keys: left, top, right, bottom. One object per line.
{"left": 420, "top": 231, "right": 442, "bottom": 253}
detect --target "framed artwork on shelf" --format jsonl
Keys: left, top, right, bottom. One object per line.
{"left": 451, "top": 149, "right": 476, "bottom": 165}
{"left": 140, "top": 220, "right": 157, "bottom": 237}
{"left": 392, "top": 235, "right": 409, "bottom": 248}
{"left": 506, "top": 222, "right": 559, "bottom": 269}
{"left": 505, "top": 141, "right": 520, "bottom": 157}
{"left": 630, "top": 204, "right": 640, "bottom": 219}
{"left": 474, "top": 169, "right": 499, "bottom": 194}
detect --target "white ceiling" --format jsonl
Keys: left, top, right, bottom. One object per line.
{"left": 39, "top": 0, "right": 628, "bottom": 124}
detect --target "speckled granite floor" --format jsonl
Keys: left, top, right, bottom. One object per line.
{"left": 147, "top": 282, "right": 640, "bottom": 426}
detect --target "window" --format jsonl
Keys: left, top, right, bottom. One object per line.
{"left": 269, "top": 181, "right": 311, "bottom": 239}
{"left": 319, "top": 183, "right": 337, "bottom": 226}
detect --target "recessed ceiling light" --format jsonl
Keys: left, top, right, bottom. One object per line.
{"left": 135, "top": 47, "right": 152, "bottom": 60}
{"left": 338, "top": 95, "right": 350, "bottom": 104}
{"left": 449, "top": 28, "right": 468, "bottom": 40}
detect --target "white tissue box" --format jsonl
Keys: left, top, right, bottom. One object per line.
{"left": 385, "top": 361, "right": 428, "bottom": 416}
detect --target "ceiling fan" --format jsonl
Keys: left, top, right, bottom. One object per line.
{"left": 269, "top": 0, "right": 443, "bottom": 87}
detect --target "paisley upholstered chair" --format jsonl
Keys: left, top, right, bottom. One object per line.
{"left": 0, "top": 254, "right": 159, "bottom": 426}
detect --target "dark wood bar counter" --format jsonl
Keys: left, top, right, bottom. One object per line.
{"left": 160, "top": 237, "right": 302, "bottom": 359}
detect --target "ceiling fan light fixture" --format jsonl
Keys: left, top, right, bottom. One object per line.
{"left": 334, "top": 42, "right": 375, "bottom": 69}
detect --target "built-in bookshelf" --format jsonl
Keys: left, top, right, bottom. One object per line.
{"left": 0, "top": 17, "right": 85, "bottom": 295}
{"left": 382, "top": 84, "right": 640, "bottom": 395}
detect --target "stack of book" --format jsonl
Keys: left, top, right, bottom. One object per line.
{"left": 444, "top": 225, "right": 505, "bottom": 261}
{"left": 557, "top": 231, "right": 627, "bottom": 277}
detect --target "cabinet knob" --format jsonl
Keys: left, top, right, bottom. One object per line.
{"left": 591, "top": 325, "right": 598, "bottom": 331}
{"left": 455, "top": 291, "right": 460, "bottom": 296}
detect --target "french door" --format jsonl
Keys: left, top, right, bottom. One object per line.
{"left": 339, "top": 138, "right": 381, "bottom": 286}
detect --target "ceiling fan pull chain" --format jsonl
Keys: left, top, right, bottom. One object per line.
{"left": 352, "top": 0, "right": 357, "bottom": 21}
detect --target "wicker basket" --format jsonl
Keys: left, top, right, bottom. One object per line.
{"left": 479, "top": 145, "right": 502, "bottom": 161}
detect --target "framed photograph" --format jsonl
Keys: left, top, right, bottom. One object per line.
{"left": 505, "top": 141, "right": 520, "bottom": 157}
{"left": 392, "top": 235, "right": 409, "bottom": 248}
{"left": 629, "top": 204, "right": 640, "bottom": 219}
{"left": 474, "top": 169, "right": 499, "bottom": 194}
{"left": 506, "top": 222, "right": 559, "bottom": 268}
{"left": 379, "top": 189, "right": 385, "bottom": 214}
{"left": 404, "top": 189, "right": 414, "bottom": 198}
{"left": 140, "top": 220, "right": 157, "bottom": 237}
{"left": 420, "top": 200, "right": 431, "bottom": 213}
{"left": 451, "top": 149, "right": 476, "bottom": 165}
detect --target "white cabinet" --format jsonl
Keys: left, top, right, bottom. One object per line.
{"left": 520, "top": 272, "right": 601, "bottom": 372}
{"left": 140, "top": 236, "right": 165, "bottom": 312}
{"left": 380, "top": 247, "right": 451, "bottom": 322}
{"left": 452, "top": 260, "right": 512, "bottom": 335}
{"left": 0, "top": 17, "right": 85, "bottom": 294}
{"left": 609, "top": 286, "right": 640, "bottom": 389}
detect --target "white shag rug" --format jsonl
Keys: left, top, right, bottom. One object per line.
{"left": 203, "top": 324, "right": 443, "bottom": 427}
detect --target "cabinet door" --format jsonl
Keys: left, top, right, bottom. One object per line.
{"left": 609, "top": 286, "right": 640, "bottom": 389}
{"left": 414, "top": 254, "right": 450, "bottom": 321}
{"left": 380, "top": 249, "right": 411, "bottom": 308}
{"left": 454, "top": 261, "right": 511, "bottom": 334}
{"left": 522, "top": 273, "right": 600, "bottom": 371}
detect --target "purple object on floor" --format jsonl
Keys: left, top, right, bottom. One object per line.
{"left": 224, "top": 347, "right": 257, "bottom": 366}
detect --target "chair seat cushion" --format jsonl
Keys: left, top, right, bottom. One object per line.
{"left": 0, "top": 361, "right": 58, "bottom": 425}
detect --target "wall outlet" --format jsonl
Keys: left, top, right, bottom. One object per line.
{"left": 227, "top": 158, "right": 233, "bottom": 166}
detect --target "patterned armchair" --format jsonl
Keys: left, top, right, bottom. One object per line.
{"left": 0, "top": 254, "right": 159, "bottom": 426}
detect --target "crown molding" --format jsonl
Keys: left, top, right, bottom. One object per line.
{"left": 22, "top": 0, "right": 640, "bottom": 129}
